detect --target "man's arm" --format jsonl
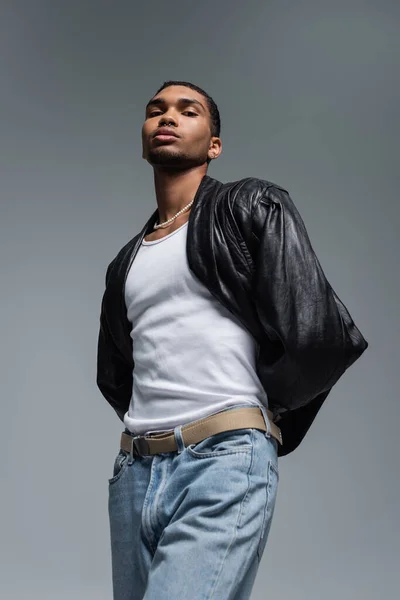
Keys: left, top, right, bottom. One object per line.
{"left": 252, "top": 184, "right": 368, "bottom": 412}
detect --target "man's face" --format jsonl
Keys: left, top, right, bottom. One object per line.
{"left": 142, "top": 85, "right": 219, "bottom": 168}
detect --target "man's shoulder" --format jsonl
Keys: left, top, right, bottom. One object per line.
{"left": 218, "top": 175, "right": 288, "bottom": 197}
{"left": 218, "top": 176, "right": 290, "bottom": 209}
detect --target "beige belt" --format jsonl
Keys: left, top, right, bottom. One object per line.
{"left": 120, "top": 406, "right": 282, "bottom": 457}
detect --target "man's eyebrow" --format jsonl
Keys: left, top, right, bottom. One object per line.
{"left": 145, "top": 97, "right": 206, "bottom": 112}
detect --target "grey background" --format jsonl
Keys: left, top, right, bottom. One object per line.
{"left": 1, "top": 1, "right": 399, "bottom": 598}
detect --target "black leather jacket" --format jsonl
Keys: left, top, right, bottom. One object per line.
{"left": 96, "top": 175, "right": 368, "bottom": 456}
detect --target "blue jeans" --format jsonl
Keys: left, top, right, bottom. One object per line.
{"left": 108, "top": 404, "right": 279, "bottom": 600}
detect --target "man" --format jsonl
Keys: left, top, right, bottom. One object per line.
{"left": 96, "top": 80, "right": 368, "bottom": 600}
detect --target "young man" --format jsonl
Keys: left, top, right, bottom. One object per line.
{"left": 97, "top": 81, "right": 368, "bottom": 600}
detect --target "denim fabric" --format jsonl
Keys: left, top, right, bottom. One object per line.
{"left": 108, "top": 404, "right": 279, "bottom": 600}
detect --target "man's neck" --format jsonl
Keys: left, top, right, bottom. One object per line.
{"left": 153, "top": 165, "right": 208, "bottom": 223}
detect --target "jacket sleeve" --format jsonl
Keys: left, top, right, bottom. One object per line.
{"left": 96, "top": 263, "right": 133, "bottom": 422}
{"left": 252, "top": 185, "right": 368, "bottom": 412}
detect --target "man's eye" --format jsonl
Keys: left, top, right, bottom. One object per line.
{"left": 183, "top": 111, "right": 198, "bottom": 117}
{"left": 149, "top": 111, "right": 162, "bottom": 117}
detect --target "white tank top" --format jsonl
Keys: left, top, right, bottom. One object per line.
{"left": 123, "top": 220, "right": 268, "bottom": 435}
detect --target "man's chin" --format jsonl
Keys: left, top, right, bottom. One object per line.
{"left": 146, "top": 149, "right": 201, "bottom": 169}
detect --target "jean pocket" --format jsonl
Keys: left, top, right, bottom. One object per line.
{"left": 108, "top": 449, "right": 129, "bottom": 485}
{"left": 186, "top": 428, "right": 253, "bottom": 459}
{"left": 257, "top": 460, "right": 279, "bottom": 562}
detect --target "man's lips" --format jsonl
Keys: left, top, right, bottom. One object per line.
{"left": 153, "top": 128, "right": 180, "bottom": 139}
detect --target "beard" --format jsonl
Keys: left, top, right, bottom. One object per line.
{"left": 146, "top": 147, "right": 205, "bottom": 170}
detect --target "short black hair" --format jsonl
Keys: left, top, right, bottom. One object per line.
{"left": 153, "top": 81, "right": 221, "bottom": 164}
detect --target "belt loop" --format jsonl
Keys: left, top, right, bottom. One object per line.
{"left": 128, "top": 443, "right": 135, "bottom": 465}
{"left": 259, "top": 404, "right": 271, "bottom": 438}
{"left": 123, "top": 429, "right": 134, "bottom": 465}
{"left": 127, "top": 434, "right": 136, "bottom": 465}
{"left": 174, "top": 425, "right": 185, "bottom": 454}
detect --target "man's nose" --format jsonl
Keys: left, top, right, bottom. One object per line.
{"left": 158, "top": 113, "right": 177, "bottom": 127}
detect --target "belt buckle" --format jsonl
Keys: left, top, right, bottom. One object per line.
{"left": 130, "top": 435, "right": 151, "bottom": 456}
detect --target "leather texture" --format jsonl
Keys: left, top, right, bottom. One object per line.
{"left": 96, "top": 175, "right": 368, "bottom": 456}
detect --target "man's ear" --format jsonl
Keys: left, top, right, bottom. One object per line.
{"left": 208, "top": 137, "right": 222, "bottom": 161}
